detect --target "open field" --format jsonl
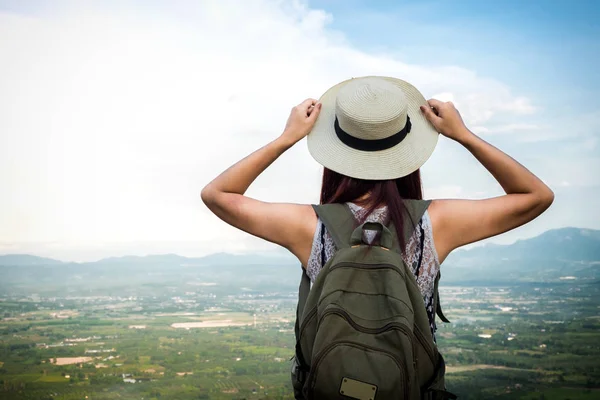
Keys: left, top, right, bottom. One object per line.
{"left": 1, "top": 279, "right": 599, "bottom": 399}
{"left": 445, "top": 364, "right": 535, "bottom": 374}
{"left": 51, "top": 357, "right": 94, "bottom": 366}
{"left": 171, "top": 321, "right": 251, "bottom": 328}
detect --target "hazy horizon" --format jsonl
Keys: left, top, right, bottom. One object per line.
{"left": 1, "top": 225, "right": 598, "bottom": 265}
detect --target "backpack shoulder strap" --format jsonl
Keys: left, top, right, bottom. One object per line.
{"left": 294, "top": 267, "right": 311, "bottom": 341}
{"left": 295, "top": 203, "right": 354, "bottom": 344}
{"left": 293, "top": 267, "right": 311, "bottom": 380}
{"left": 311, "top": 203, "right": 356, "bottom": 249}
{"left": 390, "top": 199, "right": 432, "bottom": 253}
{"left": 434, "top": 271, "right": 451, "bottom": 323}
{"left": 314, "top": 200, "right": 431, "bottom": 251}
{"left": 388, "top": 199, "right": 451, "bottom": 323}
{"left": 293, "top": 203, "right": 355, "bottom": 374}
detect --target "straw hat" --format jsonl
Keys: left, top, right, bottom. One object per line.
{"left": 307, "top": 76, "right": 439, "bottom": 180}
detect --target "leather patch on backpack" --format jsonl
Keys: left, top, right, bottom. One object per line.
{"left": 339, "top": 377, "right": 377, "bottom": 399}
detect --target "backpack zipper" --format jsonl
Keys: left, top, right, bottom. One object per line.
{"left": 318, "top": 307, "right": 417, "bottom": 368}
{"left": 298, "top": 306, "right": 317, "bottom": 340}
{"left": 329, "top": 262, "right": 405, "bottom": 275}
{"left": 321, "top": 261, "right": 433, "bottom": 362}
{"left": 319, "top": 307, "right": 411, "bottom": 336}
{"left": 298, "top": 264, "right": 395, "bottom": 341}
{"left": 306, "top": 340, "right": 409, "bottom": 400}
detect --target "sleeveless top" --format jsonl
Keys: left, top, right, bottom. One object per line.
{"left": 306, "top": 202, "right": 441, "bottom": 340}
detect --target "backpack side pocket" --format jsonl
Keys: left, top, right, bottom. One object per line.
{"left": 421, "top": 354, "right": 457, "bottom": 400}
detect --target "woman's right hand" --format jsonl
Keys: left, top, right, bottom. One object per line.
{"left": 420, "top": 99, "right": 471, "bottom": 142}
{"left": 424, "top": 98, "right": 554, "bottom": 263}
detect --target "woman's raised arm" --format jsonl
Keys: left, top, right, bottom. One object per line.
{"left": 201, "top": 99, "right": 322, "bottom": 264}
{"left": 422, "top": 100, "right": 554, "bottom": 263}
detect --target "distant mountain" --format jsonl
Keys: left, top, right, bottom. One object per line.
{"left": 0, "top": 227, "right": 598, "bottom": 291}
{"left": 447, "top": 228, "right": 600, "bottom": 263}
{"left": 192, "top": 251, "right": 295, "bottom": 267}
{"left": 91, "top": 253, "right": 191, "bottom": 266}
{"left": 0, "top": 254, "right": 64, "bottom": 266}
{"left": 0, "top": 250, "right": 299, "bottom": 294}
{"left": 443, "top": 227, "right": 600, "bottom": 283}
{"left": 0, "top": 252, "right": 296, "bottom": 268}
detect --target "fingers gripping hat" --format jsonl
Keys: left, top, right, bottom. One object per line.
{"left": 307, "top": 76, "right": 439, "bottom": 180}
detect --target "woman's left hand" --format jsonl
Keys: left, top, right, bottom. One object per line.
{"left": 280, "top": 98, "right": 322, "bottom": 145}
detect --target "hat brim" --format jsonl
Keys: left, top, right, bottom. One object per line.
{"left": 307, "top": 76, "right": 439, "bottom": 180}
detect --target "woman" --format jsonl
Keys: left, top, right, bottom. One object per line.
{"left": 201, "top": 76, "right": 554, "bottom": 397}
{"left": 202, "top": 75, "right": 553, "bottom": 281}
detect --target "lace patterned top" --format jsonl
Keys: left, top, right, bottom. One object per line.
{"left": 306, "top": 202, "right": 441, "bottom": 340}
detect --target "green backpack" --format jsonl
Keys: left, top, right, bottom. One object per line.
{"left": 291, "top": 200, "right": 456, "bottom": 400}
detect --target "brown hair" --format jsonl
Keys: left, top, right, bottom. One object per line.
{"left": 319, "top": 168, "right": 423, "bottom": 250}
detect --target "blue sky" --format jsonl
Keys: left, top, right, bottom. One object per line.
{"left": 0, "top": 0, "right": 598, "bottom": 260}
{"left": 313, "top": 0, "right": 600, "bottom": 107}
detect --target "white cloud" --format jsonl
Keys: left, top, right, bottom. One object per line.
{"left": 499, "top": 97, "right": 537, "bottom": 115}
{"left": 431, "top": 92, "right": 456, "bottom": 103}
{"left": 510, "top": 110, "right": 600, "bottom": 143}
{"left": 424, "top": 185, "right": 463, "bottom": 199}
{"left": 469, "top": 123, "right": 540, "bottom": 135}
{"left": 0, "top": 0, "right": 548, "bottom": 260}
{"left": 542, "top": 158, "right": 600, "bottom": 188}
{"left": 488, "top": 123, "right": 540, "bottom": 133}
{"left": 581, "top": 137, "right": 598, "bottom": 151}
